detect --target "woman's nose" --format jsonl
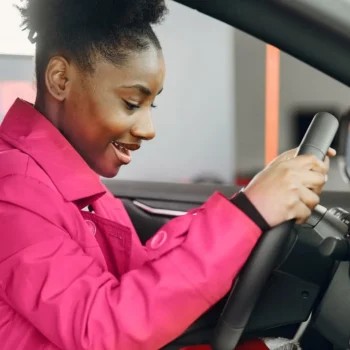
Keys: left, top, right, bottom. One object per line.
{"left": 131, "top": 112, "right": 156, "bottom": 141}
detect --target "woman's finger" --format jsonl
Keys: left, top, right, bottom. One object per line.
{"left": 298, "top": 169, "right": 327, "bottom": 189}
{"left": 299, "top": 185, "right": 321, "bottom": 209}
{"left": 327, "top": 148, "right": 336, "bottom": 157}
{"left": 324, "top": 156, "right": 330, "bottom": 172}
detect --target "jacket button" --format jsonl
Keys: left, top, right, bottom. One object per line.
{"left": 85, "top": 220, "right": 96, "bottom": 236}
{"left": 150, "top": 230, "right": 167, "bottom": 249}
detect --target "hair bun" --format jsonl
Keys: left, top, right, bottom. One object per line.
{"left": 18, "top": 0, "right": 167, "bottom": 41}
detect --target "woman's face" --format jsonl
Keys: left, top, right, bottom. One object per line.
{"left": 47, "top": 46, "right": 165, "bottom": 178}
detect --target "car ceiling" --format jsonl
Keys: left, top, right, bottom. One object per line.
{"left": 172, "top": 0, "right": 350, "bottom": 88}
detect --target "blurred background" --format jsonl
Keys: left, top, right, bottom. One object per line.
{"left": 0, "top": 0, "right": 349, "bottom": 187}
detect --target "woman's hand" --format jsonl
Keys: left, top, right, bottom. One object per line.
{"left": 243, "top": 148, "right": 336, "bottom": 226}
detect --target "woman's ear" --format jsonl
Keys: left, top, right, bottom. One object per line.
{"left": 45, "top": 56, "right": 70, "bottom": 101}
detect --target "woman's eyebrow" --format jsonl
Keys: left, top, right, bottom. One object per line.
{"left": 121, "top": 84, "right": 163, "bottom": 96}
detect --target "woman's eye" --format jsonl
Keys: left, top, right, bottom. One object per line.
{"left": 124, "top": 101, "right": 140, "bottom": 111}
{"left": 124, "top": 100, "right": 157, "bottom": 110}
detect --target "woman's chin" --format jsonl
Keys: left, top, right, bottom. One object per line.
{"left": 87, "top": 154, "right": 124, "bottom": 178}
{"left": 92, "top": 162, "right": 121, "bottom": 178}
{"left": 100, "top": 166, "right": 121, "bottom": 178}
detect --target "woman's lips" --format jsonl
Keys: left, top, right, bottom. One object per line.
{"left": 111, "top": 141, "right": 132, "bottom": 165}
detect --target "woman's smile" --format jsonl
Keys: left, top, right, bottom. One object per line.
{"left": 111, "top": 141, "right": 140, "bottom": 165}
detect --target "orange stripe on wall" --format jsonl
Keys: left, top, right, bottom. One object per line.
{"left": 265, "top": 45, "right": 280, "bottom": 165}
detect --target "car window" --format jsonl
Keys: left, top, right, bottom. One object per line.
{"left": 235, "top": 28, "right": 350, "bottom": 188}
{"left": 0, "top": 1, "right": 349, "bottom": 189}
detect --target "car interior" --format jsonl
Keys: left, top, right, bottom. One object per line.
{"left": 101, "top": 1, "right": 350, "bottom": 349}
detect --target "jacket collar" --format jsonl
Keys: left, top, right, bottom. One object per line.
{"left": 0, "top": 98, "right": 106, "bottom": 202}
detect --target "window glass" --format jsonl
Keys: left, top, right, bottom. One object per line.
{"left": 0, "top": 1, "right": 349, "bottom": 190}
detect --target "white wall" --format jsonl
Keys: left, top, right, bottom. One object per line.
{"left": 0, "top": 1, "right": 35, "bottom": 56}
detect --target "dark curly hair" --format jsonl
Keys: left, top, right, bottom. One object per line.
{"left": 17, "top": 0, "right": 168, "bottom": 89}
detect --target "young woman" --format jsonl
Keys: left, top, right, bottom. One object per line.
{"left": 0, "top": 0, "right": 333, "bottom": 349}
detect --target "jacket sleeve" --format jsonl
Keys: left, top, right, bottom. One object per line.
{"left": 0, "top": 175, "right": 262, "bottom": 350}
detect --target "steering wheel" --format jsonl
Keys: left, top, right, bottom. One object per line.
{"left": 211, "top": 112, "right": 339, "bottom": 350}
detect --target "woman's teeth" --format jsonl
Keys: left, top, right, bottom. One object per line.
{"left": 112, "top": 142, "right": 127, "bottom": 153}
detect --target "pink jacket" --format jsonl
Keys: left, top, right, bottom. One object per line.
{"left": 0, "top": 99, "right": 262, "bottom": 350}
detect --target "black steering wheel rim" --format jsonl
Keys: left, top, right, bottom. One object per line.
{"left": 211, "top": 221, "right": 295, "bottom": 350}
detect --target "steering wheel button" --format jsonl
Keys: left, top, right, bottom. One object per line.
{"left": 150, "top": 230, "right": 167, "bottom": 249}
